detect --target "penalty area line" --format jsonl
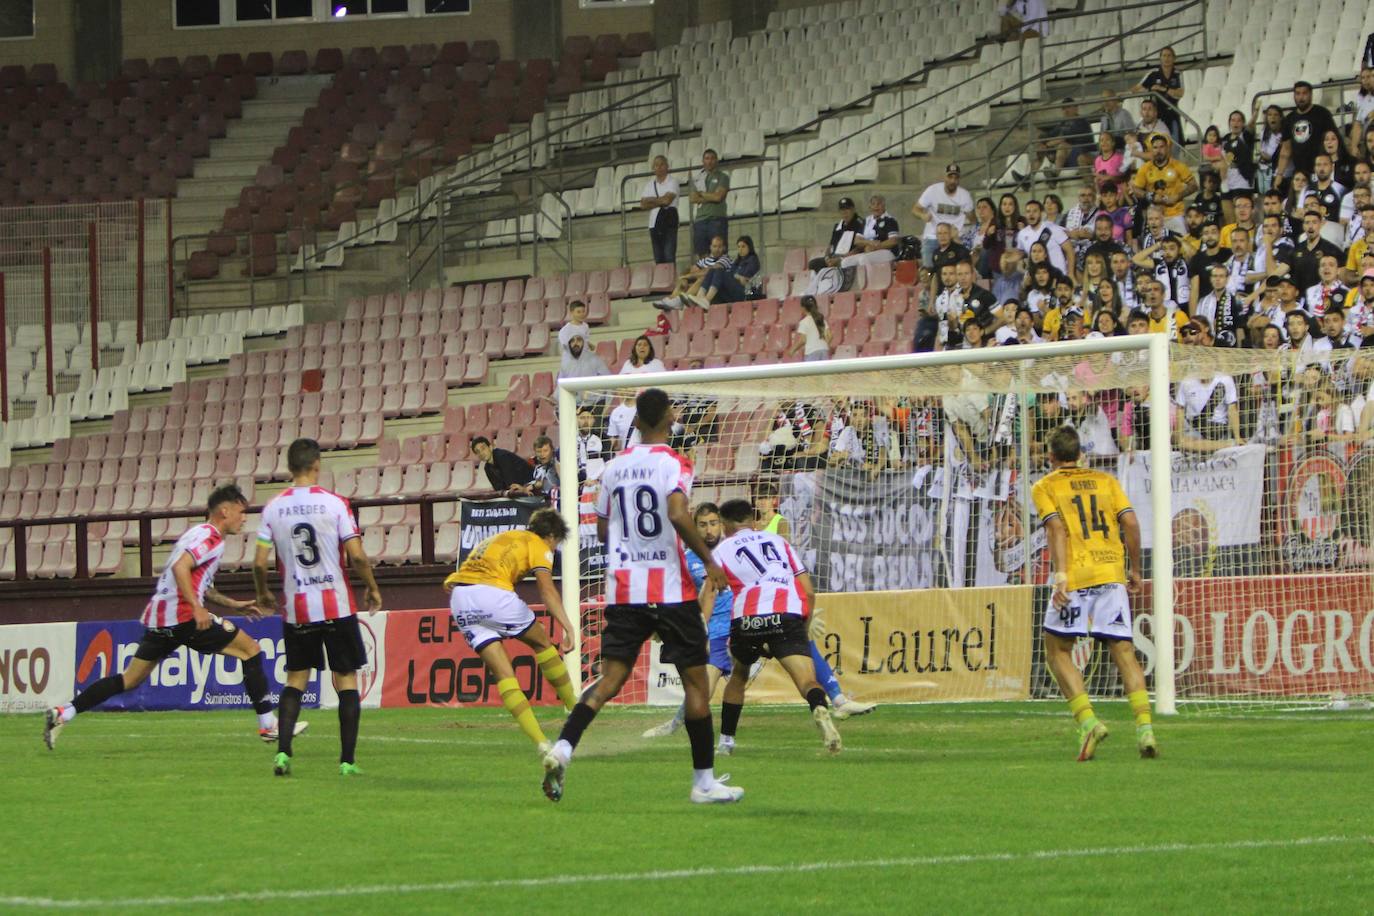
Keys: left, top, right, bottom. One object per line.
{"left": 1, "top": 835, "right": 1368, "bottom": 909}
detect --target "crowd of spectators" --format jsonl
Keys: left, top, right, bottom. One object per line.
{"left": 495, "top": 65, "right": 1374, "bottom": 499}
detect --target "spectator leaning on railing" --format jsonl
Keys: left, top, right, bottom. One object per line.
{"left": 471, "top": 435, "right": 535, "bottom": 495}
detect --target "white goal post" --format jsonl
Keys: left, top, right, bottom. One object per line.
{"left": 555, "top": 334, "right": 1177, "bottom": 713}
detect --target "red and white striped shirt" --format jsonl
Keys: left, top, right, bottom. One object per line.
{"left": 712, "top": 529, "right": 810, "bottom": 619}
{"left": 257, "top": 486, "right": 361, "bottom": 625}
{"left": 595, "top": 444, "right": 697, "bottom": 605}
{"left": 141, "top": 523, "right": 225, "bottom": 628}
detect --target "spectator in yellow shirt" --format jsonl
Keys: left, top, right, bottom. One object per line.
{"left": 1132, "top": 134, "right": 1197, "bottom": 235}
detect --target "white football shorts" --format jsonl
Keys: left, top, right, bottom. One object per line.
{"left": 1043, "top": 582, "right": 1133, "bottom": 642}
{"left": 449, "top": 583, "right": 537, "bottom": 651}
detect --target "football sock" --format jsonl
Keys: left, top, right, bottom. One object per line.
{"left": 337, "top": 689, "right": 360, "bottom": 765}
{"left": 497, "top": 677, "right": 547, "bottom": 747}
{"left": 71, "top": 674, "right": 126, "bottom": 713}
{"left": 720, "top": 701, "right": 743, "bottom": 739}
{"left": 670, "top": 703, "right": 686, "bottom": 727}
{"left": 558, "top": 702, "right": 598, "bottom": 752}
{"left": 277, "top": 686, "right": 303, "bottom": 756}
{"left": 57, "top": 704, "right": 76, "bottom": 723}
{"left": 533, "top": 646, "right": 576, "bottom": 711}
{"left": 1128, "top": 689, "right": 1152, "bottom": 728}
{"left": 1067, "top": 692, "right": 1097, "bottom": 726}
{"left": 805, "top": 687, "right": 828, "bottom": 711}
{"left": 684, "top": 715, "right": 715, "bottom": 771}
{"left": 810, "top": 643, "right": 842, "bottom": 699}
{"left": 241, "top": 654, "right": 275, "bottom": 717}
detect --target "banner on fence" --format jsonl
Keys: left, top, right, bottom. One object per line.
{"left": 647, "top": 587, "right": 1034, "bottom": 705}
{"left": 1119, "top": 444, "right": 1266, "bottom": 550}
{"left": 0, "top": 622, "right": 75, "bottom": 713}
{"left": 70, "top": 617, "right": 320, "bottom": 711}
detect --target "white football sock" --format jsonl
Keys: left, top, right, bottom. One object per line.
{"left": 58, "top": 704, "right": 76, "bottom": 723}
{"left": 692, "top": 767, "right": 716, "bottom": 791}
{"left": 258, "top": 712, "right": 277, "bottom": 730}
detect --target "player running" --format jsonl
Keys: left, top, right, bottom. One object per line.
{"left": 541, "top": 388, "right": 742, "bottom": 805}
{"left": 755, "top": 485, "right": 875, "bottom": 720}
{"left": 641, "top": 502, "right": 733, "bottom": 739}
{"left": 443, "top": 509, "right": 579, "bottom": 754}
{"left": 712, "top": 499, "right": 841, "bottom": 754}
{"left": 253, "top": 438, "right": 383, "bottom": 777}
{"left": 43, "top": 485, "right": 302, "bottom": 749}
{"left": 1030, "top": 426, "right": 1158, "bottom": 761}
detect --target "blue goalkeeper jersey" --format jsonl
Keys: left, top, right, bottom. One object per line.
{"left": 685, "top": 548, "right": 733, "bottom": 638}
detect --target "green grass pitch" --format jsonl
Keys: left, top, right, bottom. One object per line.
{"left": 4, "top": 703, "right": 1371, "bottom": 913}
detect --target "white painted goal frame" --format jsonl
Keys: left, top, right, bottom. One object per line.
{"left": 556, "top": 334, "right": 1177, "bottom": 714}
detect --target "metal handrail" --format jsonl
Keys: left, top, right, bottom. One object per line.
{"left": 405, "top": 74, "right": 678, "bottom": 284}
{"left": 0, "top": 488, "right": 513, "bottom": 581}
{"left": 969, "top": 89, "right": 1205, "bottom": 191}
{"left": 614, "top": 154, "right": 780, "bottom": 267}
{"left": 772, "top": 0, "right": 1208, "bottom": 207}
{"left": 1249, "top": 76, "right": 1362, "bottom": 124}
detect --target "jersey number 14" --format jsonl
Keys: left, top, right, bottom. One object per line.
{"left": 1070, "top": 494, "right": 1110, "bottom": 540}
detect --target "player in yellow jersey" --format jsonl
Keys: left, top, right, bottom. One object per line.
{"left": 443, "top": 508, "right": 579, "bottom": 756}
{"left": 1030, "top": 426, "right": 1158, "bottom": 761}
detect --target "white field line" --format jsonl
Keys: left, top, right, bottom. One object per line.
{"left": 1, "top": 835, "right": 1367, "bottom": 909}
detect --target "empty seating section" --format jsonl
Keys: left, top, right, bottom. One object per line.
{"left": 192, "top": 39, "right": 593, "bottom": 279}
{"left": 0, "top": 59, "right": 253, "bottom": 207}
{"left": 2, "top": 305, "right": 300, "bottom": 450}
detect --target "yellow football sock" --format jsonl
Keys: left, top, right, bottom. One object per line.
{"left": 1128, "top": 689, "right": 1152, "bottom": 728}
{"left": 1067, "top": 692, "right": 1097, "bottom": 726}
{"left": 497, "top": 677, "right": 546, "bottom": 748}
{"left": 534, "top": 646, "right": 576, "bottom": 711}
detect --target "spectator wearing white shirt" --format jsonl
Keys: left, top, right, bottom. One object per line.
{"left": 557, "top": 299, "right": 591, "bottom": 355}
{"left": 1015, "top": 199, "right": 1075, "bottom": 277}
{"left": 1174, "top": 372, "right": 1241, "bottom": 451}
{"left": 639, "top": 155, "right": 680, "bottom": 266}
{"left": 912, "top": 164, "right": 974, "bottom": 268}
{"left": 789, "top": 295, "right": 832, "bottom": 362}
{"left": 620, "top": 335, "right": 666, "bottom": 375}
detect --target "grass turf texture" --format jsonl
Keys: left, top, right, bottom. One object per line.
{"left": 4, "top": 703, "right": 1371, "bottom": 913}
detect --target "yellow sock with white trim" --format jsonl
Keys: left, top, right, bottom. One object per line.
{"left": 1067, "top": 692, "right": 1097, "bottom": 727}
{"left": 534, "top": 646, "right": 576, "bottom": 711}
{"left": 497, "top": 677, "right": 547, "bottom": 748}
{"left": 1128, "top": 689, "right": 1152, "bottom": 728}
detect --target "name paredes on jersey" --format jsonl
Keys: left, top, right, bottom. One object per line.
{"left": 275, "top": 503, "right": 332, "bottom": 518}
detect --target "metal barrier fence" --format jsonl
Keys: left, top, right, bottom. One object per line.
{"left": 0, "top": 199, "right": 171, "bottom": 421}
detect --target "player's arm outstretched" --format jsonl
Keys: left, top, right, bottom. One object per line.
{"left": 205, "top": 586, "right": 265, "bottom": 619}
{"left": 668, "top": 491, "right": 727, "bottom": 589}
{"left": 171, "top": 552, "right": 214, "bottom": 630}
{"left": 532, "top": 567, "right": 575, "bottom": 653}
{"left": 344, "top": 537, "right": 384, "bottom": 612}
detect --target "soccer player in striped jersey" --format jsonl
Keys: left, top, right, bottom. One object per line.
{"left": 754, "top": 485, "right": 876, "bottom": 720}
{"left": 254, "top": 439, "right": 382, "bottom": 777}
{"left": 541, "top": 388, "right": 742, "bottom": 805}
{"left": 43, "top": 485, "right": 299, "bottom": 749}
{"left": 641, "top": 502, "right": 733, "bottom": 739}
{"left": 712, "top": 499, "right": 841, "bottom": 755}
{"left": 443, "top": 509, "right": 578, "bottom": 754}
{"left": 1030, "top": 426, "right": 1158, "bottom": 761}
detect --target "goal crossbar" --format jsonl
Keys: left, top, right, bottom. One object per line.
{"left": 555, "top": 334, "right": 1176, "bottom": 712}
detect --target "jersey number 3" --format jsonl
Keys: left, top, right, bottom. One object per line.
{"left": 291, "top": 523, "right": 320, "bottom": 567}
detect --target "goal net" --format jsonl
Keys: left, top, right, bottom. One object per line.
{"left": 555, "top": 337, "right": 1374, "bottom": 714}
